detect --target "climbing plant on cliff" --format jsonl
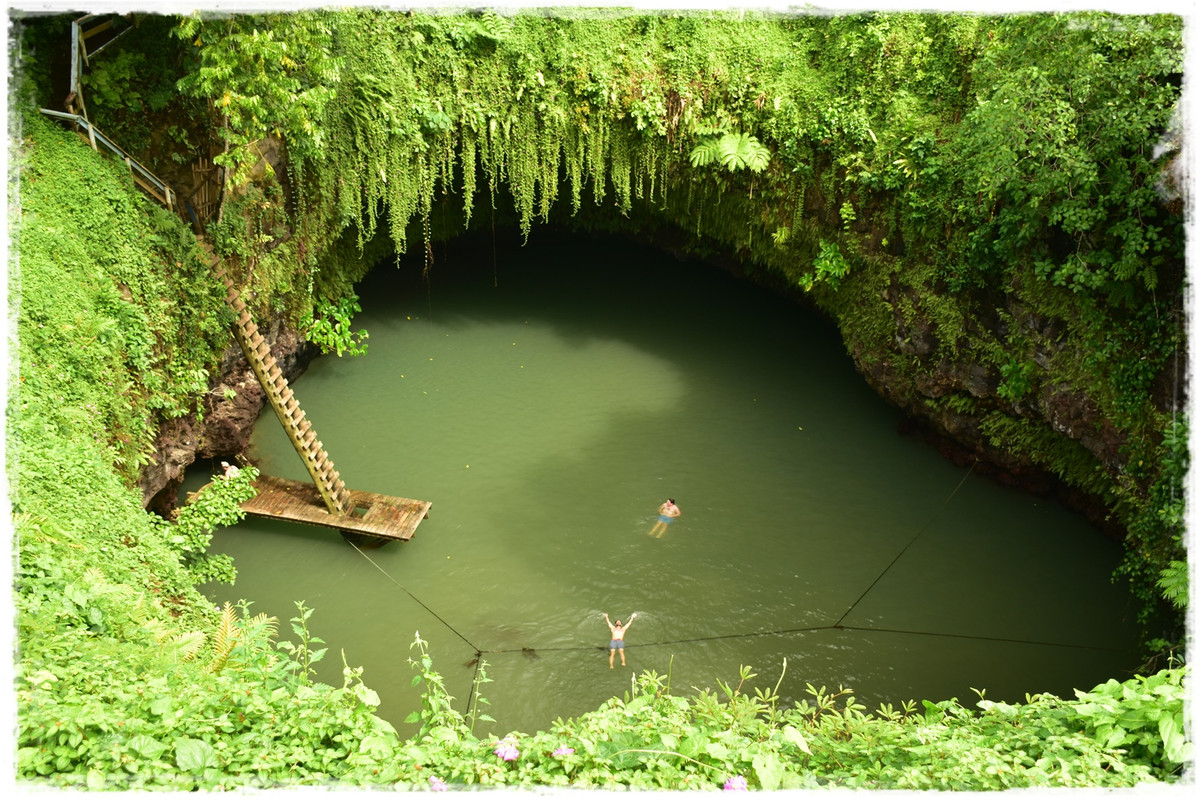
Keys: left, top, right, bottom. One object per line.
{"left": 172, "top": 11, "right": 338, "bottom": 184}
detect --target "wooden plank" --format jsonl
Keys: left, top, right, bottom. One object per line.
{"left": 237, "top": 474, "right": 431, "bottom": 542}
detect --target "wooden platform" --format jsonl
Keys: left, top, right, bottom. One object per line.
{"left": 239, "top": 474, "right": 431, "bottom": 542}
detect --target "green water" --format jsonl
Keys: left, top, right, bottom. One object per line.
{"left": 202, "top": 230, "right": 1139, "bottom": 737}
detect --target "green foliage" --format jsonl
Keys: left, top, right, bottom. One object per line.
{"left": 169, "top": 464, "right": 259, "bottom": 585}
{"left": 16, "top": 602, "right": 402, "bottom": 789}
{"left": 1155, "top": 561, "right": 1188, "bottom": 612}
{"left": 301, "top": 293, "right": 369, "bottom": 357}
{"left": 173, "top": 12, "right": 338, "bottom": 181}
{"left": 275, "top": 601, "right": 329, "bottom": 686}
{"left": 382, "top": 642, "right": 1184, "bottom": 789}
{"left": 947, "top": 13, "right": 1182, "bottom": 298}
{"left": 689, "top": 131, "right": 771, "bottom": 172}
{"left": 1117, "top": 414, "right": 1188, "bottom": 628}
{"left": 67, "top": 16, "right": 212, "bottom": 170}
{"left": 997, "top": 357, "right": 1035, "bottom": 403}
{"left": 798, "top": 239, "right": 851, "bottom": 292}
{"left": 1070, "top": 668, "right": 1189, "bottom": 769}
{"left": 12, "top": 112, "right": 232, "bottom": 638}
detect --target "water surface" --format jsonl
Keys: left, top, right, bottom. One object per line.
{"left": 203, "top": 231, "right": 1139, "bottom": 736}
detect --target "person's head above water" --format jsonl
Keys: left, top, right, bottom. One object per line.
{"left": 668, "top": 498, "right": 675, "bottom": 505}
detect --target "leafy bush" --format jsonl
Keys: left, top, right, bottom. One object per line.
{"left": 300, "top": 294, "right": 369, "bottom": 357}
{"left": 170, "top": 464, "right": 260, "bottom": 585}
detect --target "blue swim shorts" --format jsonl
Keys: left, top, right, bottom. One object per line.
{"left": 610, "top": 639, "right": 624, "bottom": 650}
{"left": 658, "top": 514, "right": 673, "bottom": 524}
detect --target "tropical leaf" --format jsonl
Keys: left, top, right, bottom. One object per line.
{"left": 689, "top": 131, "right": 771, "bottom": 173}
{"left": 718, "top": 132, "right": 771, "bottom": 172}
{"left": 1156, "top": 560, "right": 1188, "bottom": 610}
{"left": 688, "top": 137, "right": 723, "bottom": 168}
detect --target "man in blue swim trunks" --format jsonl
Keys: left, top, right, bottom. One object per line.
{"left": 648, "top": 498, "right": 681, "bottom": 538}
{"left": 604, "top": 612, "right": 636, "bottom": 668}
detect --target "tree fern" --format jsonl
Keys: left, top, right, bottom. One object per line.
{"left": 689, "top": 131, "right": 771, "bottom": 173}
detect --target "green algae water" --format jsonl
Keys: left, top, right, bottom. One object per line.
{"left": 201, "top": 231, "right": 1140, "bottom": 737}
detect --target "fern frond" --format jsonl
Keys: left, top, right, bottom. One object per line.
{"left": 170, "top": 631, "right": 208, "bottom": 663}
{"left": 689, "top": 132, "right": 771, "bottom": 173}
{"left": 689, "top": 138, "right": 722, "bottom": 168}
{"left": 142, "top": 618, "right": 174, "bottom": 643}
{"left": 210, "top": 602, "right": 239, "bottom": 673}
{"left": 249, "top": 612, "right": 279, "bottom": 640}
{"left": 719, "top": 132, "right": 771, "bottom": 173}
{"left": 1157, "top": 560, "right": 1189, "bottom": 611}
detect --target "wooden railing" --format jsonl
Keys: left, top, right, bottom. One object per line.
{"left": 51, "top": 11, "right": 222, "bottom": 231}
{"left": 39, "top": 108, "right": 178, "bottom": 212}
{"left": 65, "top": 14, "right": 133, "bottom": 120}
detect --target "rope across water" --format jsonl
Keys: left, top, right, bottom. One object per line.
{"left": 345, "top": 457, "right": 1127, "bottom": 686}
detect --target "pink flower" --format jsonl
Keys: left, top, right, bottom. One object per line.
{"left": 724, "top": 775, "right": 749, "bottom": 791}
{"left": 552, "top": 746, "right": 575, "bottom": 757}
{"left": 429, "top": 776, "right": 448, "bottom": 792}
{"left": 493, "top": 739, "right": 520, "bottom": 762}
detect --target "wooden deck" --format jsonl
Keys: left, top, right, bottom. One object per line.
{"left": 239, "top": 474, "right": 431, "bottom": 542}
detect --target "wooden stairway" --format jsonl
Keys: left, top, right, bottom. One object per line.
{"left": 215, "top": 265, "right": 353, "bottom": 516}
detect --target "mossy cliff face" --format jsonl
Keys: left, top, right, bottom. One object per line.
{"left": 164, "top": 9, "right": 1183, "bottom": 618}
{"left": 139, "top": 320, "right": 317, "bottom": 514}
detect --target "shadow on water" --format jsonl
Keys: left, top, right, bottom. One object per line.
{"left": 201, "top": 230, "right": 1140, "bottom": 737}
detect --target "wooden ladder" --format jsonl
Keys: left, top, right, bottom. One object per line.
{"left": 214, "top": 264, "right": 353, "bottom": 516}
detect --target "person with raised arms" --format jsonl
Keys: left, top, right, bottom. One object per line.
{"left": 604, "top": 612, "right": 637, "bottom": 668}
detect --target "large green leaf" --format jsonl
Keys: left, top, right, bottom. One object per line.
{"left": 175, "top": 738, "right": 218, "bottom": 771}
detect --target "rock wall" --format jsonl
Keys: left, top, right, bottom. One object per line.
{"left": 141, "top": 319, "right": 316, "bottom": 515}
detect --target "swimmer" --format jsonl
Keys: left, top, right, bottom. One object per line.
{"left": 648, "top": 498, "right": 681, "bottom": 538}
{"left": 604, "top": 612, "right": 637, "bottom": 668}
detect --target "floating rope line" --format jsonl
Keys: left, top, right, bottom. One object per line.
{"left": 345, "top": 456, "right": 1123, "bottom": 705}
{"left": 833, "top": 460, "right": 978, "bottom": 628}
{"left": 477, "top": 621, "right": 1131, "bottom": 658}
{"left": 346, "top": 539, "right": 480, "bottom": 652}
